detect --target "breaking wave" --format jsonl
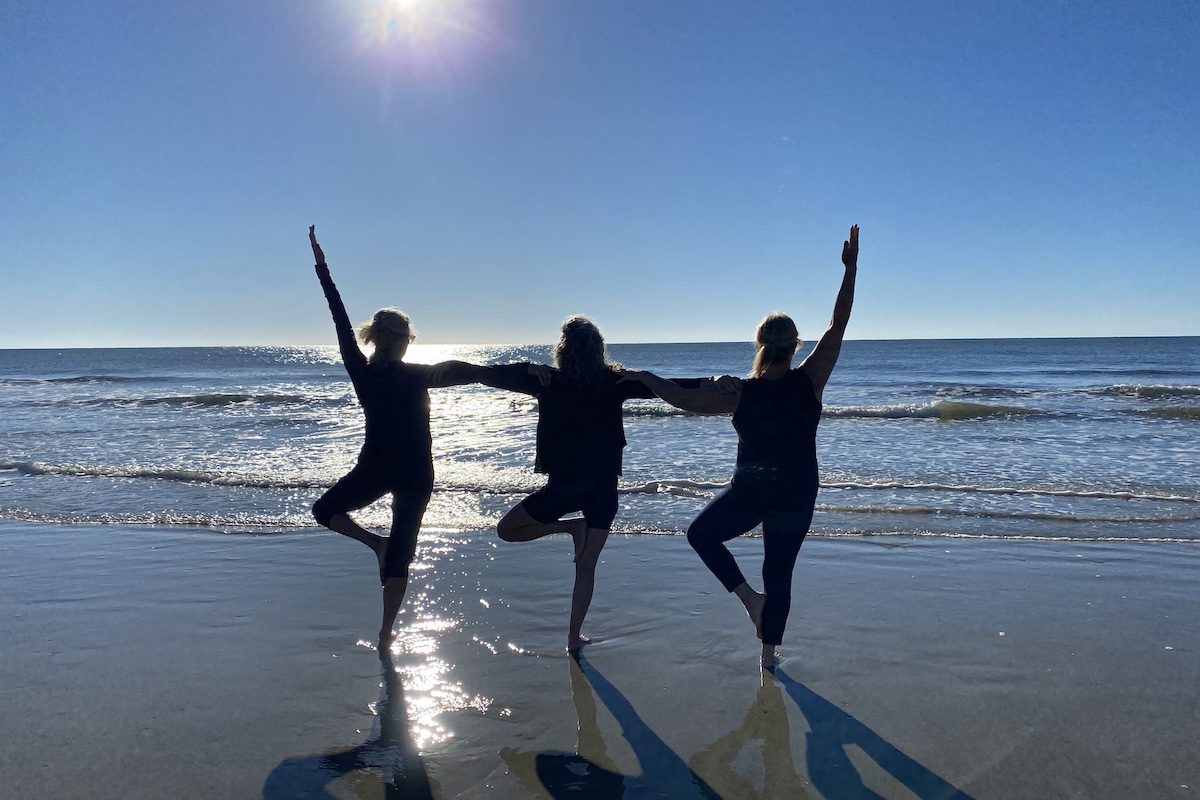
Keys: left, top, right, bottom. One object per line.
{"left": 825, "top": 401, "right": 1047, "bottom": 420}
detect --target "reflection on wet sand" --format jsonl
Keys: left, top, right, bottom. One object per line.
{"left": 691, "top": 674, "right": 809, "bottom": 799}
{"left": 262, "top": 651, "right": 438, "bottom": 799}
{"left": 502, "top": 653, "right": 720, "bottom": 798}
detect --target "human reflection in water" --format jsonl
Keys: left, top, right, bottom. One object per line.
{"left": 690, "top": 671, "right": 810, "bottom": 799}
{"left": 262, "top": 651, "right": 437, "bottom": 799}
{"left": 502, "top": 653, "right": 720, "bottom": 798}
{"left": 770, "top": 667, "right": 975, "bottom": 800}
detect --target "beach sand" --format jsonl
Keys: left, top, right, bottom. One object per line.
{"left": 1, "top": 521, "right": 1196, "bottom": 799}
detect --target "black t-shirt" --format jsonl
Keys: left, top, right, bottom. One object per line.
{"left": 732, "top": 367, "right": 822, "bottom": 498}
{"left": 486, "top": 363, "right": 702, "bottom": 481}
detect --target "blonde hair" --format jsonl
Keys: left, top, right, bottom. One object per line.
{"left": 357, "top": 308, "right": 415, "bottom": 364}
{"left": 750, "top": 312, "right": 799, "bottom": 378}
{"left": 553, "top": 315, "right": 620, "bottom": 388}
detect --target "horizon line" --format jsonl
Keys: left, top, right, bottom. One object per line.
{"left": 2, "top": 333, "right": 1198, "bottom": 352}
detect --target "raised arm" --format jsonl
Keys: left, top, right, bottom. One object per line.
{"left": 623, "top": 370, "right": 741, "bottom": 414}
{"left": 800, "top": 224, "right": 858, "bottom": 401}
{"left": 310, "top": 226, "right": 368, "bottom": 378}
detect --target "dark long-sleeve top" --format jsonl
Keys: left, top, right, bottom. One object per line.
{"left": 317, "top": 262, "right": 493, "bottom": 486}
{"left": 482, "top": 363, "right": 707, "bottom": 481}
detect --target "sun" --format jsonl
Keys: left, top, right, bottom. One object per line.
{"left": 356, "top": 0, "right": 499, "bottom": 71}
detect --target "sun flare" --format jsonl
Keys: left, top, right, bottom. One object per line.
{"left": 355, "top": 0, "right": 498, "bottom": 76}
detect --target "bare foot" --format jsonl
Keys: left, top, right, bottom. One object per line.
{"left": 567, "top": 633, "right": 591, "bottom": 652}
{"left": 570, "top": 519, "right": 589, "bottom": 563}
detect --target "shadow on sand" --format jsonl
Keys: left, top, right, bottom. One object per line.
{"left": 505, "top": 654, "right": 973, "bottom": 800}
{"left": 502, "top": 652, "right": 721, "bottom": 798}
{"left": 262, "top": 651, "right": 436, "bottom": 799}
{"left": 770, "top": 666, "right": 975, "bottom": 800}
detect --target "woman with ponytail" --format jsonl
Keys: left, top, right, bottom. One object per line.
{"left": 626, "top": 225, "right": 859, "bottom": 667}
{"left": 307, "top": 226, "right": 503, "bottom": 647}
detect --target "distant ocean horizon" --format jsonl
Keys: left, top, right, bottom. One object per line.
{"left": 5, "top": 333, "right": 1198, "bottom": 351}
{"left": 2, "top": 337, "right": 1198, "bottom": 543}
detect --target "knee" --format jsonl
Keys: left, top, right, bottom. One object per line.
{"left": 312, "top": 496, "right": 337, "bottom": 528}
{"left": 686, "top": 521, "right": 709, "bottom": 551}
{"left": 495, "top": 518, "right": 518, "bottom": 542}
{"left": 496, "top": 506, "right": 523, "bottom": 542}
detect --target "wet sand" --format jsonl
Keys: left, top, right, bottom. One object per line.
{"left": 1, "top": 520, "right": 1196, "bottom": 798}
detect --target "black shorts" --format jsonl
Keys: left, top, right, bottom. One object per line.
{"left": 312, "top": 461, "right": 432, "bottom": 583}
{"left": 522, "top": 475, "right": 619, "bottom": 531}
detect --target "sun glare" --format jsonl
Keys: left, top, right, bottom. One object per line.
{"left": 355, "top": 0, "right": 499, "bottom": 77}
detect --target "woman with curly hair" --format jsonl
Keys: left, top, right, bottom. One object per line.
{"left": 491, "top": 316, "right": 736, "bottom": 651}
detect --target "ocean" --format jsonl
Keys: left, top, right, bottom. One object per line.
{"left": 1, "top": 337, "right": 1198, "bottom": 543}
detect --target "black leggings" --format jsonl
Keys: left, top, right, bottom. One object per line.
{"left": 686, "top": 485, "right": 816, "bottom": 646}
{"left": 312, "top": 462, "right": 432, "bottom": 584}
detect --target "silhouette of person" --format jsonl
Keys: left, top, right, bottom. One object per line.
{"left": 307, "top": 226, "right": 513, "bottom": 647}
{"left": 627, "top": 226, "right": 859, "bottom": 667}
{"left": 484, "top": 317, "right": 737, "bottom": 651}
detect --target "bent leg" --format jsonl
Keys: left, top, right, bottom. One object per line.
{"left": 759, "top": 502, "right": 815, "bottom": 648}
{"left": 313, "top": 465, "right": 389, "bottom": 556}
{"left": 497, "top": 503, "right": 585, "bottom": 545}
{"left": 687, "top": 488, "right": 762, "bottom": 593}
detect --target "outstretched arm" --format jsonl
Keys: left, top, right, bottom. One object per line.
{"left": 310, "top": 226, "right": 368, "bottom": 378}
{"left": 622, "top": 370, "right": 741, "bottom": 414}
{"left": 800, "top": 224, "right": 858, "bottom": 401}
{"left": 425, "top": 361, "right": 548, "bottom": 394}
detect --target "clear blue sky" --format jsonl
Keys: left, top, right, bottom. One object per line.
{"left": 2, "top": 0, "right": 1197, "bottom": 347}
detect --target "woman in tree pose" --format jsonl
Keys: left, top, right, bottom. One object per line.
{"left": 626, "top": 225, "right": 859, "bottom": 667}
{"left": 488, "top": 317, "right": 737, "bottom": 651}
{"left": 307, "top": 226, "right": 499, "bottom": 647}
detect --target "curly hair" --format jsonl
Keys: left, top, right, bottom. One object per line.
{"left": 553, "top": 315, "right": 619, "bottom": 388}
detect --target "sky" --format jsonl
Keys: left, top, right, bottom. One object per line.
{"left": 2, "top": 0, "right": 1197, "bottom": 347}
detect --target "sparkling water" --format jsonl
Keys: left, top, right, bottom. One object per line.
{"left": 2, "top": 338, "right": 1198, "bottom": 542}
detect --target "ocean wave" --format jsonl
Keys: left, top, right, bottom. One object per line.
{"left": 7, "top": 460, "right": 1197, "bottom": 505}
{"left": 0, "top": 461, "right": 329, "bottom": 489}
{"left": 825, "top": 400, "right": 1047, "bottom": 420}
{"left": 821, "top": 480, "right": 1200, "bottom": 503}
{"left": 933, "top": 386, "right": 1037, "bottom": 399}
{"left": 622, "top": 479, "right": 728, "bottom": 498}
{"left": 0, "top": 374, "right": 173, "bottom": 385}
{"left": 16, "top": 393, "right": 350, "bottom": 409}
{"left": 1093, "top": 384, "right": 1200, "bottom": 400}
{"left": 1135, "top": 406, "right": 1200, "bottom": 420}
{"left": 623, "top": 405, "right": 696, "bottom": 418}
{"left": 3, "top": 508, "right": 1196, "bottom": 544}
{"left": 816, "top": 503, "right": 1200, "bottom": 524}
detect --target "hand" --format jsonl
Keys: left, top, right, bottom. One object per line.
{"left": 527, "top": 363, "right": 554, "bottom": 387}
{"left": 713, "top": 374, "right": 742, "bottom": 394}
{"left": 309, "top": 225, "right": 326, "bottom": 265}
{"left": 841, "top": 224, "right": 859, "bottom": 270}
